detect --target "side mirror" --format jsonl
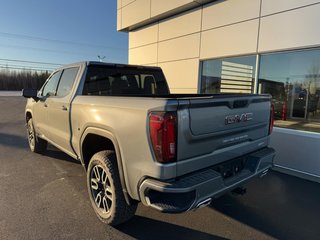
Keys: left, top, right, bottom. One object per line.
{"left": 22, "top": 88, "right": 39, "bottom": 101}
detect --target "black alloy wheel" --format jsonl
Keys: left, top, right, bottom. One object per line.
{"left": 90, "top": 164, "right": 113, "bottom": 214}
{"left": 87, "top": 150, "right": 137, "bottom": 225}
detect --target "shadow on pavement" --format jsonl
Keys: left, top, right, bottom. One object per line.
{"left": 0, "top": 132, "right": 28, "bottom": 149}
{"left": 210, "top": 171, "right": 320, "bottom": 240}
{"left": 117, "top": 215, "right": 227, "bottom": 240}
{"left": 45, "top": 147, "right": 81, "bottom": 165}
{"left": 0, "top": 132, "right": 80, "bottom": 165}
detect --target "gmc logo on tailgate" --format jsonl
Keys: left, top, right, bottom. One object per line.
{"left": 225, "top": 113, "right": 253, "bottom": 125}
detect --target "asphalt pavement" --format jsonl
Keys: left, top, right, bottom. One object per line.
{"left": 0, "top": 96, "right": 319, "bottom": 240}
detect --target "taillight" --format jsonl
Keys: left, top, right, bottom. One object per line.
{"left": 149, "top": 112, "right": 177, "bottom": 163}
{"left": 269, "top": 104, "right": 274, "bottom": 135}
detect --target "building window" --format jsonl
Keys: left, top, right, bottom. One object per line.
{"left": 258, "top": 49, "right": 320, "bottom": 133}
{"left": 200, "top": 55, "right": 256, "bottom": 94}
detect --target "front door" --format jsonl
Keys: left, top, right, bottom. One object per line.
{"left": 32, "top": 70, "right": 62, "bottom": 138}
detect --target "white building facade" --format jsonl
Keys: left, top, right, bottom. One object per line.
{"left": 117, "top": 0, "right": 320, "bottom": 182}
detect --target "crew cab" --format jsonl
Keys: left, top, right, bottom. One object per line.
{"left": 23, "top": 61, "right": 275, "bottom": 225}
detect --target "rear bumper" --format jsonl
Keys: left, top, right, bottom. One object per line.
{"left": 139, "top": 147, "right": 275, "bottom": 213}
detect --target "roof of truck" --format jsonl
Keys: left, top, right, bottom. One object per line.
{"left": 58, "top": 61, "right": 162, "bottom": 71}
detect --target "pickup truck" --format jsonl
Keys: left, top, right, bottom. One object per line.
{"left": 23, "top": 61, "right": 275, "bottom": 226}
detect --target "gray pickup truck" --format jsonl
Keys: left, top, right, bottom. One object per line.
{"left": 23, "top": 61, "right": 275, "bottom": 225}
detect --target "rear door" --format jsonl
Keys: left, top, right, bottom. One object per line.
{"left": 45, "top": 67, "right": 79, "bottom": 155}
{"left": 176, "top": 95, "right": 272, "bottom": 175}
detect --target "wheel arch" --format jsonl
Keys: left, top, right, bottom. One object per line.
{"left": 26, "top": 110, "right": 32, "bottom": 122}
{"left": 80, "top": 127, "right": 133, "bottom": 205}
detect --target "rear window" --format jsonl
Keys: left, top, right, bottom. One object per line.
{"left": 82, "top": 65, "right": 170, "bottom": 96}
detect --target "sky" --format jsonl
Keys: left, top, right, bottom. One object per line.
{"left": 0, "top": 0, "right": 128, "bottom": 72}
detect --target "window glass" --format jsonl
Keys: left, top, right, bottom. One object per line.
{"left": 82, "top": 65, "right": 169, "bottom": 96}
{"left": 42, "top": 71, "right": 62, "bottom": 97}
{"left": 258, "top": 49, "right": 320, "bottom": 132}
{"left": 200, "top": 55, "right": 256, "bottom": 94}
{"left": 56, "top": 67, "right": 79, "bottom": 97}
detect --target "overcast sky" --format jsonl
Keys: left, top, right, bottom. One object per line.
{"left": 0, "top": 0, "right": 128, "bottom": 71}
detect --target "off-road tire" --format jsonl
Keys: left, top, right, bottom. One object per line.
{"left": 27, "top": 118, "right": 47, "bottom": 153}
{"left": 87, "top": 150, "right": 137, "bottom": 226}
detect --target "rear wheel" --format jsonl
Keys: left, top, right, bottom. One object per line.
{"left": 27, "top": 118, "right": 47, "bottom": 153}
{"left": 87, "top": 150, "right": 137, "bottom": 226}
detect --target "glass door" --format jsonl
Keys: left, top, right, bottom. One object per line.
{"left": 289, "top": 83, "right": 308, "bottom": 119}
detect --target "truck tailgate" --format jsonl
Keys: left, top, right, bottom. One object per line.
{"left": 176, "top": 95, "right": 271, "bottom": 175}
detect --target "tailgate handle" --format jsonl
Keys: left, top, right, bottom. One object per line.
{"left": 233, "top": 100, "right": 248, "bottom": 108}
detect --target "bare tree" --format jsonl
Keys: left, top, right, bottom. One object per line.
{"left": 0, "top": 69, "right": 50, "bottom": 90}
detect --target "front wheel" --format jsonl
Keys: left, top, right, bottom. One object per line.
{"left": 87, "top": 150, "right": 137, "bottom": 226}
{"left": 27, "top": 118, "right": 47, "bottom": 153}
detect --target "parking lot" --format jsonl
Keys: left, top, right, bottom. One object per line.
{"left": 0, "top": 96, "right": 319, "bottom": 240}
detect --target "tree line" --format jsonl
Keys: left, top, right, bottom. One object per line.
{"left": 0, "top": 69, "right": 50, "bottom": 90}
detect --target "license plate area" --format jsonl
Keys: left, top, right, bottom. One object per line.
{"left": 212, "top": 157, "right": 247, "bottom": 179}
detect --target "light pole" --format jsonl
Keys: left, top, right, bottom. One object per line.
{"left": 98, "top": 55, "right": 106, "bottom": 62}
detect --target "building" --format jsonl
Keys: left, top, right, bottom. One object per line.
{"left": 117, "top": 0, "right": 320, "bottom": 182}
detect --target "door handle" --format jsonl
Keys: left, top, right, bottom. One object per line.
{"left": 44, "top": 103, "right": 48, "bottom": 107}
{"left": 62, "top": 105, "right": 68, "bottom": 111}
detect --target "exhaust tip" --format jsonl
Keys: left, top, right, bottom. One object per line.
{"left": 196, "top": 198, "right": 212, "bottom": 209}
{"left": 260, "top": 169, "right": 269, "bottom": 178}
